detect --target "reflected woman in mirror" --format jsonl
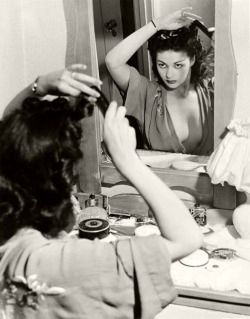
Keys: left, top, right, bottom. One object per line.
{"left": 105, "top": 8, "right": 214, "bottom": 155}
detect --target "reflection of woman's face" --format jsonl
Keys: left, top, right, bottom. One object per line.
{"left": 156, "top": 50, "right": 194, "bottom": 89}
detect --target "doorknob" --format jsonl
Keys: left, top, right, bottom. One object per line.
{"left": 104, "top": 19, "right": 117, "bottom": 37}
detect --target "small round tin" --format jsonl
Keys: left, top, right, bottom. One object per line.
{"left": 78, "top": 218, "right": 110, "bottom": 240}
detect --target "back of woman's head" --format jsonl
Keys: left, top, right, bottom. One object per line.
{"left": 148, "top": 22, "right": 209, "bottom": 85}
{"left": 0, "top": 97, "right": 87, "bottom": 240}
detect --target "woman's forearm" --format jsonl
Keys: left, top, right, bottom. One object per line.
{"left": 104, "top": 102, "right": 203, "bottom": 261}
{"left": 119, "top": 156, "right": 203, "bottom": 259}
{"left": 105, "top": 22, "right": 156, "bottom": 91}
{"left": 106, "top": 22, "right": 156, "bottom": 69}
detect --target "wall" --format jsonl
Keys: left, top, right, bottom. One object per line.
{"left": 0, "top": 0, "right": 67, "bottom": 118}
{"left": 0, "top": 0, "right": 100, "bottom": 193}
{"left": 231, "top": 0, "right": 250, "bottom": 119}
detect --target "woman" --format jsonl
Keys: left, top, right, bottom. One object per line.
{"left": 105, "top": 8, "right": 214, "bottom": 155}
{"left": 0, "top": 65, "right": 203, "bottom": 318}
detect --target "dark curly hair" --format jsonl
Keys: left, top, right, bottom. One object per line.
{"left": 148, "top": 22, "right": 210, "bottom": 85}
{"left": 0, "top": 96, "right": 89, "bottom": 240}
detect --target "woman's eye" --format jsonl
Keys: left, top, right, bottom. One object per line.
{"left": 174, "top": 64, "right": 183, "bottom": 69}
{"left": 158, "top": 63, "right": 166, "bottom": 69}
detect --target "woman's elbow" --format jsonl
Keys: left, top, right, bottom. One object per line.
{"left": 175, "top": 232, "right": 204, "bottom": 262}
{"left": 186, "top": 231, "right": 204, "bottom": 254}
{"left": 105, "top": 53, "right": 114, "bottom": 70}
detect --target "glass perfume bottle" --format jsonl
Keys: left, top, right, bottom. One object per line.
{"left": 77, "top": 194, "right": 108, "bottom": 224}
{"left": 189, "top": 203, "right": 207, "bottom": 226}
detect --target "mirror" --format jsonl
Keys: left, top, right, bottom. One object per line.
{"left": 94, "top": 0, "right": 215, "bottom": 157}
{"left": 92, "top": 0, "right": 237, "bottom": 210}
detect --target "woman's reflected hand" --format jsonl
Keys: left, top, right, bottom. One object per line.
{"left": 36, "top": 64, "right": 102, "bottom": 102}
{"left": 153, "top": 7, "right": 202, "bottom": 31}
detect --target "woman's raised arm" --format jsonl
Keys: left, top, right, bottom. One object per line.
{"left": 103, "top": 101, "right": 203, "bottom": 262}
{"left": 3, "top": 64, "right": 102, "bottom": 118}
{"left": 105, "top": 7, "right": 200, "bottom": 93}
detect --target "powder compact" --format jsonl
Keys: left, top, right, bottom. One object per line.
{"left": 78, "top": 218, "right": 110, "bottom": 240}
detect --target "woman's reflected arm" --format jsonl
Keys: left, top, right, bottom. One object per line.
{"left": 105, "top": 21, "right": 156, "bottom": 92}
{"left": 105, "top": 8, "right": 200, "bottom": 93}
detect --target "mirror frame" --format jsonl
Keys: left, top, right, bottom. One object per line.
{"left": 78, "top": 0, "right": 237, "bottom": 210}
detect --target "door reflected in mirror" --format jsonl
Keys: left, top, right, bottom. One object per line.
{"left": 95, "top": 0, "right": 215, "bottom": 156}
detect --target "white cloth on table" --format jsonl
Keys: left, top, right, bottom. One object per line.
{"left": 171, "top": 225, "right": 250, "bottom": 295}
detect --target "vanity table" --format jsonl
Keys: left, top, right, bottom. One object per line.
{"left": 171, "top": 208, "right": 250, "bottom": 316}
{"left": 75, "top": 187, "right": 250, "bottom": 316}
{"left": 77, "top": 139, "right": 250, "bottom": 318}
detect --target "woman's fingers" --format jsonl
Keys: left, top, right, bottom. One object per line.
{"left": 178, "top": 7, "right": 201, "bottom": 18}
{"left": 56, "top": 80, "right": 82, "bottom": 97}
{"left": 105, "top": 101, "right": 118, "bottom": 122}
{"left": 177, "top": 8, "right": 202, "bottom": 23}
{"left": 71, "top": 71, "right": 102, "bottom": 86}
{"left": 67, "top": 64, "right": 87, "bottom": 71}
{"left": 66, "top": 64, "right": 102, "bottom": 87}
{"left": 105, "top": 103, "right": 128, "bottom": 134}
{"left": 105, "top": 102, "right": 129, "bottom": 130}
{"left": 37, "top": 64, "right": 102, "bottom": 98}
{"left": 183, "top": 12, "right": 202, "bottom": 20}
{"left": 158, "top": 7, "right": 203, "bottom": 31}
{"left": 58, "top": 68, "right": 102, "bottom": 98}
{"left": 104, "top": 102, "right": 137, "bottom": 167}
{"left": 115, "top": 106, "right": 127, "bottom": 121}
{"left": 67, "top": 78, "right": 101, "bottom": 98}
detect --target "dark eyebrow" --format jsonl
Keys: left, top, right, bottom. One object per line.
{"left": 156, "top": 59, "right": 186, "bottom": 64}
{"left": 174, "top": 59, "right": 186, "bottom": 64}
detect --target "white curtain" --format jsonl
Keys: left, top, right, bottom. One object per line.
{"left": 0, "top": 0, "right": 67, "bottom": 117}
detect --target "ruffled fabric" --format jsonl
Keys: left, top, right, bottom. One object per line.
{"left": 207, "top": 118, "right": 250, "bottom": 192}
{"left": 227, "top": 118, "right": 250, "bottom": 138}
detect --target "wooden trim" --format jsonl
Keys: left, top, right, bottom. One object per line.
{"left": 212, "top": 0, "right": 237, "bottom": 209}
{"left": 70, "top": 0, "right": 101, "bottom": 193}
{"left": 214, "top": 0, "right": 237, "bottom": 148}
{"left": 174, "top": 286, "right": 250, "bottom": 315}
{"left": 134, "top": 0, "right": 152, "bottom": 79}
{"left": 101, "top": 163, "right": 213, "bottom": 205}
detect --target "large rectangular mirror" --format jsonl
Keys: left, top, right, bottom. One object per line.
{"left": 89, "top": 0, "right": 237, "bottom": 210}
{"left": 96, "top": 0, "right": 216, "bottom": 157}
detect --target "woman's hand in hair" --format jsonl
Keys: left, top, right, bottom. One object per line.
{"left": 2, "top": 65, "right": 102, "bottom": 118}
{"left": 36, "top": 64, "right": 102, "bottom": 102}
{"left": 153, "top": 7, "right": 202, "bottom": 31}
{"left": 103, "top": 101, "right": 138, "bottom": 175}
